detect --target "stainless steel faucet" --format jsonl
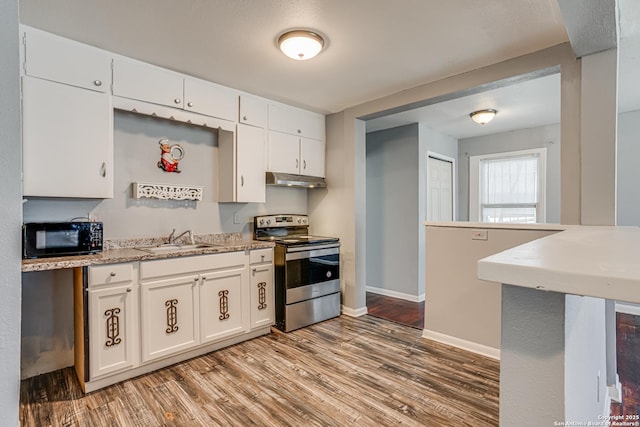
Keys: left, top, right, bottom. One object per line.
{"left": 168, "top": 229, "right": 194, "bottom": 245}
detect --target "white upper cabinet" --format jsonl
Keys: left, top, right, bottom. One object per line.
{"left": 267, "top": 131, "right": 326, "bottom": 178}
{"left": 236, "top": 124, "right": 266, "bottom": 202}
{"left": 112, "top": 59, "right": 239, "bottom": 121}
{"left": 24, "top": 28, "right": 111, "bottom": 93}
{"left": 184, "top": 77, "right": 237, "bottom": 122}
{"left": 219, "top": 125, "right": 266, "bottom": 203}
{"left": 300, "top": 138, "right": 326, "bottom": 178}
{"left": 267, "top": 102, "right": 326, "bottom": 177}
{"left": 112, "top": 58, "right": 184, "bottom": 109}
{"left": 267, "top": 131, "right": 301, "bottom": 175}
{"left": 268, "top": 102, "right": 325, "bottom": 141}
{"left": 239, "top": 94, "right": 267, "bottom": 128}
{"left": 22, "top": 76, "right": 114, "bottom": 198}
{"left": 21, "top": 27, "right": 113, "bottom": 198}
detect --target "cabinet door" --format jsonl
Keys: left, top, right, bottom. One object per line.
{"left": 112, "top": 58, "right": 184, "bottom": 109}
{"left": 297, "top": 110, "right": 326, "bottom": 141}
{"left": 268, "top": 103, "right": 325, "bottom": 140}
{"left": 24, "top": 29, "right": 110, "bottom": 93}
{"left": 250, "top": 264, "right": 274, "bottom": 330}
{"left": 268, "top": 103, "right": 301, "bottom": 136}
{"left": 267, "top": 131, "right": 300, "bottom": 174}
{"left": 199, "top": 266, "right": 249, "bottom": 344}
{"left": 237, "top": 124, "right": 266, "bottom": 203}
{"left": 140, "top": 276, "right": 199, "bottom": 363}
{"left": 22, "top": 76, "right": 113, "bottom": 198}
{"left": 184, "top": 77, "right": 238, "bottom": 121}
{"left": 239, "top": 94, "right": 267, "bottom": 128}
{"left": 88, "top": 284, "right": 138, "bottom": 379}
{"left": 300, "top": 137, "right": 326, "bottom": 178}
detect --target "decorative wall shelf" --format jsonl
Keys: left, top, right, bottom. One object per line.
{"left": 132, "top": 182, "right": 203, "bottom": 201}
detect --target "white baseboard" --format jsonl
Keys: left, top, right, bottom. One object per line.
{"left": 342, "top": 305, "right": 368, "bottom": 317}
{"left": 603, "top": 375, "right": 622, "bottom": 420}
{"left": 616, "top": 302, "right": 640, "bottom": 316}
{"left": 366, "top": 286, "right": 425, "bottom": 303}
{"left": 421, "top": 329, "right": 500, "bottom": 360}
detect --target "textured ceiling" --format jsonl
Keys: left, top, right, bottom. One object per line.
{"left": 18, "top": 0, "right": 569, "bottom": 114}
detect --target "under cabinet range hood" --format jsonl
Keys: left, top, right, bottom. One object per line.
{"left": 265, "top": 172, "right": 326, "bottom": 188}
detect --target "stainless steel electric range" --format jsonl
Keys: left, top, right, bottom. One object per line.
{"left": 254, "top": 214, "right": 340, "bottom": 332}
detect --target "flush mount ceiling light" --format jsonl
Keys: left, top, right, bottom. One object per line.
{"left": 470, "top": 109, "right": 497, "bottom": 125}
{"left": 278, "top": 30, "right": 325, "bottom": 60}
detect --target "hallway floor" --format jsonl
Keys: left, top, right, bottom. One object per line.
{"left": 366, "top": 292, "right": 424, "bottom": 329}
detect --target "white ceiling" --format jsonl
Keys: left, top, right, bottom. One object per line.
{"left": 19, "top": 0, "right": 569, "bottom": 115}
{"left": 19, "top": 1, "right": 640, "bottom": 139}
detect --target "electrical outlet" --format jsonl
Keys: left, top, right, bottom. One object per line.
{"left": 471, "top": 229, "right": 488, "bottom": 240}
{"left": 233, "top": 212, "right": 242, "bottom": 224}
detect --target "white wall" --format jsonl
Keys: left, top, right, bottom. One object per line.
{"left": 617, "top": 109, "right": 640, "bottom": 226}
{"left": 366, "top": 124, "right": 420, "bottom": 299}
{"left": 0, "top": 0, "right": 22, "bottom": 424}
{"left": 458, "top": 123, "right": 561, "bottom": 223}
{"left": 424, "top": 225, "right": 559, "bottom": 356}
{"left": 365, "top": 123, "right": 457, "bottom": 301}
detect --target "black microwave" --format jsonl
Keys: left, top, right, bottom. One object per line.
{"left": 23, "top": 222, "right": 103, "bottom": 259}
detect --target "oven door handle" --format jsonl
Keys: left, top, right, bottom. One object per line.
{"left": 286, "top": 246, "right": 339, "bottom": 261}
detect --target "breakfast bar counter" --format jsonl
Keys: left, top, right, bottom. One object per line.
{"left": 477, "top": 225, "right": 640, "bottom": 426}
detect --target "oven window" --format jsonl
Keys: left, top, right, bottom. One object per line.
{"left": 286, "top": 252, "right": 339, "bottom": 289}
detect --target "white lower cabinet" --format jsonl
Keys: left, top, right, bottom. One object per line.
{"left": 88, "top": 283, "right": 138, "bottom": 379}
{"left": 199, "top": 265, "right": 249, "bottom": 343}
{"left": 250, "top": 260, "right": 274, "bottom": 330}
{"left": 83, "top": 263, "right": 138, "bottom": 382}
{"left": 76, "top": 249, "right": 274, "bottom": 393}
{"left": 140, "top": 275, "right": 199, "bottom": 363}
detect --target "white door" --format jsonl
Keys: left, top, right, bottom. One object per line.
{"left": 427, "top": 156, "right": 453, "bottom": 221}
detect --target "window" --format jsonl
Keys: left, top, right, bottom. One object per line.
{"left": 469, "top": 148, "right": 546, "bottom": 223}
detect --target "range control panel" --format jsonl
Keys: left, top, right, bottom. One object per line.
{"left": 254, "top": 214, "right": 308, "bottom": 228}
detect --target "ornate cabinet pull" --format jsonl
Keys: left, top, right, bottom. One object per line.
{"left": 165, "top": 299, "right": 179, "bottom": 334}
{"left": 258, "top": 282, "right": 267, "bottom": 310}
{"left": 219, "top": 290, "right": 230, "bottom": 320}
{"left": 104, "top": 308, "right": 122, "bottom": 347}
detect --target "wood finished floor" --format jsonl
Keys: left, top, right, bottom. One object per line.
{"left": 20, "top": 315, "right": 499, "bottom": 426}
{"left": 366, "top": 292, "right": 425, "bottom": 329}
{"left": 611, "top": 312, "right": 640, "bottom": 417}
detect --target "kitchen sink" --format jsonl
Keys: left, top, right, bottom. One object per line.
{"left": 135, "top": 243, "right": 220, "bottom": 254}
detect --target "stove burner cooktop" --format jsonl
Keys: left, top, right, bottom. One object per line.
{"left": 253, "top": 214, "right": 339, "bottom": 247}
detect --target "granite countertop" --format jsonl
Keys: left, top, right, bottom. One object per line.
{"left": 22, "top": 233, "right": 275, "bottom": 272}
{"left": 477, "top": 226, "right": 640, "bottom": 304}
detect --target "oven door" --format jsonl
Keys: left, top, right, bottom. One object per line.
{"left": 284, "top": 245, "right": 340, "bottom": 304}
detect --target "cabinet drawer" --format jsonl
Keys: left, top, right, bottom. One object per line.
{"left": 89, "top": 263, "right": 134, "bottom": 287}
{"left": 140, "top": 252, "right": 248, "bottom": 280}
{"left": 250, "top": 249, "right": 273, "bottom": 264}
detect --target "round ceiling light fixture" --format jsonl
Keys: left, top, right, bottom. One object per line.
{"left": 278, "top": 30, "right": 325, "bottom": 61}
{"left": 470, "top": 109, "right": 497, "bottom": 125}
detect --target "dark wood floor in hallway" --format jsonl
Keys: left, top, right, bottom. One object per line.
{"left": 611, "top": 312, "right": 640, "bottom": 417}
{"left": 20, "top": 315, "right": 499, "bottom": 426}
{"left": 366, "top": 292, "right": 424, "bottom": 329}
